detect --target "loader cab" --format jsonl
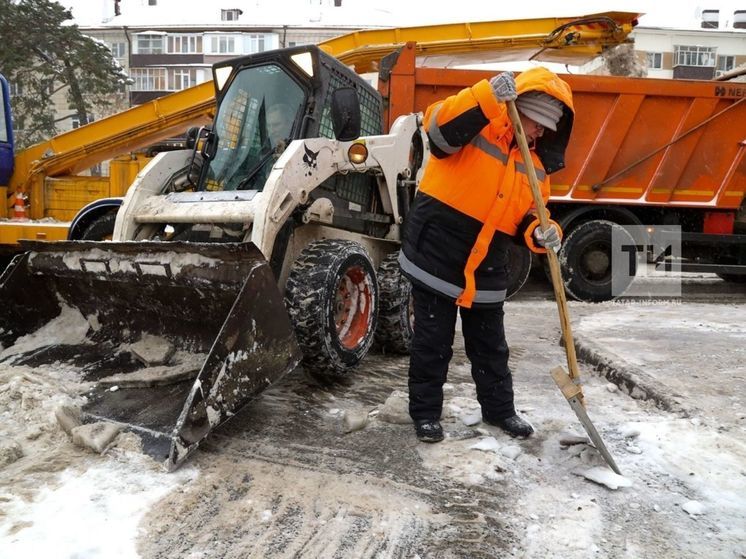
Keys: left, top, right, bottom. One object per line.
{"left": 198, "top": 45, "right": 382, "bottom": 192}
{"left": 0, "top": 74, "right": 14, "bottom": 186}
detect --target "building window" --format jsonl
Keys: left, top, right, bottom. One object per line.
{"left": 674, "top": 45, "right": 716, "bottom": 67}
{"left": 248, "top": 34, "right": 266, "bottom": 53}
{"left": 717, "top": 55, "right": 735, "bottom": 75}
{"left": 646, "top": 52, "right": 663, "bottom": 69}
{"left": 735, "top": 10, "right": 746, "bottom": 29}
{"left": 135, "top": 34, "right": 164, "bottom": 54}
{"left": 701, "top": 9, "right": 719, "bottom": 29}
{"left": 72, "top": 115, "right": 93, "bottom": 128}
{"left": 167, "top": 34, "right": 202, "bottom": 54}
{"left": 168, "top": 69, "right": 204, "bottom": 90}
{"left": 9, "top": 82, "right": 23, "bottom": 96}
{"left": 221, "top": 9, "right": 242, "bottom": 21}
{"left": 130, "top": 67, "right": 167, "bottom": 91}
{"left": 210, "top": 35, "right": 236, "bottom": 54}
{"left": 109, "top": 42, "right": 126, "bottom": 60}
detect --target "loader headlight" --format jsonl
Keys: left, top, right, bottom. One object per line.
{"left": 348, "top": 142, "right": 368, "bottom": 165}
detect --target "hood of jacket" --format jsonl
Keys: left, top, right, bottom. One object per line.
{"left": 514, "top": 67, "right": 575, "bottom": 175}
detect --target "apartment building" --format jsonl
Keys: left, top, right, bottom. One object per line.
{"left": 53, "top": 0, "right": 386, "bottom": 130}
{"left": 635, "top": 8, "right": 746, "bottom": 79}
{"left": 45, "top": 2, "right": 746, "bottom": 134}
{"left": 101, "top": 22, "right": 350, "bottom": 105}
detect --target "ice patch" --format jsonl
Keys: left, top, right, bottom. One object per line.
{"left": 469, "top": 437, "right": 500, "bottom": 452}
{"left": 500, "top": 444, "right": 522, "bottom": 460}
{"left": 461, "top": 411, "right": 482, "bottom": 426}
{"left": 576, "top": 467, "right": 633, "bottom": 490}
{"left": 682, "top": 500, "right": 705, "bottom": 516}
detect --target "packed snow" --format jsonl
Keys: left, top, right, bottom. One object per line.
{"left": 0, "top": 292, "right": 744, "bottom": 557}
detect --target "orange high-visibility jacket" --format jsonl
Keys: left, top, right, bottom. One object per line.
{"left": 399, "top": 67, "right": 575, "bottom": 308}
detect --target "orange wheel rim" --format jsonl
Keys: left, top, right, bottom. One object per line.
{"left": 334, "top": 265, "right": 372, "bottom": 349}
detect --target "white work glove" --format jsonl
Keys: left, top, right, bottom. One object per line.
{"left": 489, "top": 72, "right": 517, "bottom": 102}
{"left": 533, "top": 223, "right": 561, "bottom": 252}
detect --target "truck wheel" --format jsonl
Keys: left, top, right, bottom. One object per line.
{"left": 506, "top": 243, "right": 532, "bottom": 299}
{"left": 374, "top": 252, "right": 413, "bottom": 355}
{"left": 560, "top": 220, "right": 635, "bottom": 302}
{"left": 285, "top": 239, "right": 378, "bottom": 375}
{"left": 80, "top": 212, "right": 117, "bottom": 241}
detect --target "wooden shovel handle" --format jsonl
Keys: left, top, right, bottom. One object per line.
{"left": 506, "top": 100, "right": 582, "bottom": 383}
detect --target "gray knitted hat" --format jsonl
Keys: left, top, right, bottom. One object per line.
{"left": 515, "top": 91, "right": 564, "bottom": 131}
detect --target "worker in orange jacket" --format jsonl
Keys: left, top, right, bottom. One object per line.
{"left": 399, "top": 67, "right": 575, "bottom": 442}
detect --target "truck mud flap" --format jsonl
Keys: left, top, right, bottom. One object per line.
{"left": 0, "top": 241, "right": 302, "bottom": 470}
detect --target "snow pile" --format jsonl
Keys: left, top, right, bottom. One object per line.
{"left": 0, "top": 458, "right": 196, "bottom": 557}
{"left": 0, "top": 305, "right": 93, "bottom": 362}
{"left": 0, "top": 364, "right": 87, "bottom": 461}
{"left": 0, "top": 355, "right": 197, "bottom": 557}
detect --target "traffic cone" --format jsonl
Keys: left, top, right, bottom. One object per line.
{"left": 11, "top": 191, "right": 29, "bottom": 221}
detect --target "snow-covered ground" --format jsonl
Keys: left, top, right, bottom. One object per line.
{"left": 1, "top": 278, "right": 744, "bottom": 558}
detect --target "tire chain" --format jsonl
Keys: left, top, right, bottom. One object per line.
{"left": 285, "top": 239, "right": 376, "bottom": 375}
{"left": 374, "top": 251, "right": 412, "bottom": 355}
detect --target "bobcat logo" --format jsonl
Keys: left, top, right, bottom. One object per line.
{"left": 303, "top": 143, "right": 320, "bottom": 171}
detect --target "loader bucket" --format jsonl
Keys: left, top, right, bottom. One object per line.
{"left": 0, "top": 241, "right": 301, "bottom": 470}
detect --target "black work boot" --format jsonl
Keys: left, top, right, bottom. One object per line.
{"left": 414, "top": 419, "right": 444, "bottom": 443}
{"left": 484, "top": 414, "right": 534, "bottom": 438}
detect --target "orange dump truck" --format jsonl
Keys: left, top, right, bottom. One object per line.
{"left": 379, "top": 43, "right": 746, "bottom": 300}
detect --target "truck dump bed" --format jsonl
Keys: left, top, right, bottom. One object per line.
{"left": 381, "top": 49, "right": 745, "bottom": 210}
{"left": 557, "top": 75, "right": 745, "bottom": 209}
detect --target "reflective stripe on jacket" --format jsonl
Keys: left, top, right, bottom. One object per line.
{"left": 401, "top": 67, "right": 574, "bottom": 308}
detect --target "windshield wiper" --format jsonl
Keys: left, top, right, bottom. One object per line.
{"left": 235, "top": 148, "right": 276, "bottom": 191}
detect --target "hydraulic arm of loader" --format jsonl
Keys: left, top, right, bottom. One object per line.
{"left": 4, "top": 82, "right": 215, "bottom": 219}
{"left": 320, "top": 12, "right": 639, "bottom": 72}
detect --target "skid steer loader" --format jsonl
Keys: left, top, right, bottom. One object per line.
{"left": 0, "top": 46, "right": 427, "bottom": 470}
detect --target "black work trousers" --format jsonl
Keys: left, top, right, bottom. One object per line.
{"left": 408, "top": 283, "right": 515, "bottom": 422}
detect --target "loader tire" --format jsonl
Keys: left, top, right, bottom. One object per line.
{"left": 561, "top": 219, "right": 635, "bottom": 302}
{"left": 285, "top": 239, "right": 378, "bottom": 376}
{"left": 374, "top": 251, "right": 413, "bottom": 355}
{"left": 80, "top": 212, "right": 117, "bottom": 241}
